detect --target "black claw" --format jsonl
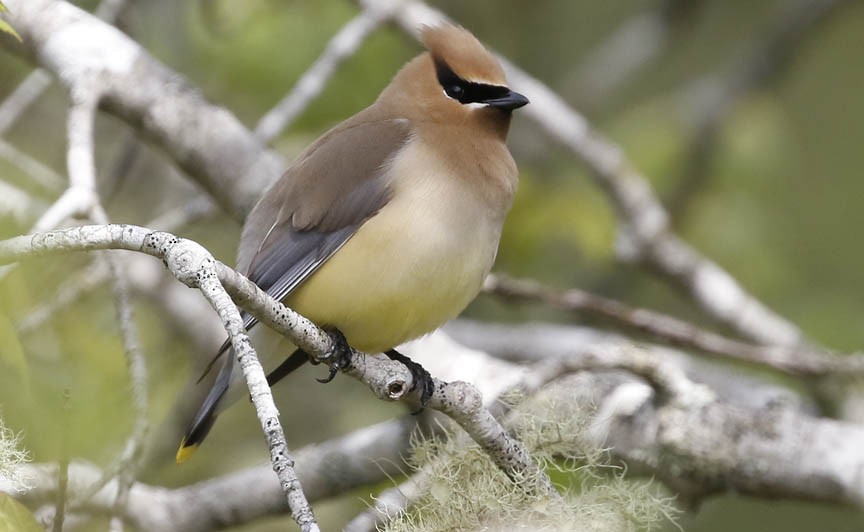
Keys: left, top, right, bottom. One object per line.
{"left": 385, "top": 349, "right": 434, "bottom": 413}
{"left": 316, "top": 365, "right": 339, "bottom": 384}
{"left": 316, "top": 328, "right": 352, "bottom": 384}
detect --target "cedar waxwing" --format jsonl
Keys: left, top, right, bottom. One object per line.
{"left": 177, "top": 24, "right": 528, "bottom": 463}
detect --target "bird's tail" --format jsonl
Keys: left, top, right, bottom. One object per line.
{"left": 176, "top": 350, "right": 235, "bottom": 464}
{"left": 176, "top": 327, "right": 309, "bottom": 464}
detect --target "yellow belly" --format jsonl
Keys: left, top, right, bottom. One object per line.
{"left": 285, "top": 160, "right": 502, "bottom": 353}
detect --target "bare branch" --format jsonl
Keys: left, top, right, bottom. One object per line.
{"left": 444, "top": 320, "right": 814, "bottom": 414}
{"left": 0, "top": 0, "right": 129, "bottom": 137}
{"left": 1, "top": 0, "right": 285, "bottom": 221}
{"left": 23, "top": 91, "right": 100, "bottom": 237}
{"left": 12, "top": 317, "right": 863, "bottom": 526}
{"left": 15, "top": 197, "right": 215, "bottom": 334}
{"left": 254, "top": 5, "right": 394, "bottom": 143}
{"left": 102, "top": 248, "right": 149, "bottom": 532}
{"left": 19, "top": 417, "right": 420, "bottom": 531}
{"left": 483, "top": 273, "right": 864, "bottom": 376}
{"left": 191, "top": 243, "right": 320, "bottom": 532}
{"left": 0, "top": 225, "right": 321, "bottom": 530}
{"left": 566, "top": 0, "right": 706, "bottom": 107}
{"left": 0, "top": 139, "right": 65, "bottom": 193}
{"left": 0, "top": 69, "right": 53, "bottom": 137}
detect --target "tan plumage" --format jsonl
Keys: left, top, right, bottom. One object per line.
{"left": 177, "top": 24, "right": 528, "bottom": 463}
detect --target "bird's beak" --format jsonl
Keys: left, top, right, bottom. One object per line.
{"left": 483, "top": 89, "right": 529, "bottom": 111}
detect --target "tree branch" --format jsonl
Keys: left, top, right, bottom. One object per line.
{"left": 0, "top": 224, "right": 553, "bottom": 498}
{"left": 565, "top": 0, "right": 706, "bottom": 108}
{"left": 483, "top": 273, "right": 864, "bottom": 376}
{"left": 17, "top": 417, "right": 419, "bottom": 531}
{"left": 1, "top": 0, "right": 284, "bottom": 221}
{"left": 254, "top": 4, "right": 395, "bottom": 143}
{"left": 446, "top": 320, "right": 864, "bottom": 507}
{"left": 0, "top": 225, "right": 321, "bottom": 531}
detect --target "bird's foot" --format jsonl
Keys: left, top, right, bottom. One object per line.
{"left": 316, "top": 328, "right": 353, "bottom": 384}
{"left": 385, "top": 349, "right": 434, "bottom": 412}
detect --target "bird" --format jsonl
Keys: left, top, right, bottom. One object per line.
{"left": 176, "top": 24, "right": 528, "bottom": 463}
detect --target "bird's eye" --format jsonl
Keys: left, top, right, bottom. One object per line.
{"left": 446, "top": 84, "right": 464, "bottom": 100}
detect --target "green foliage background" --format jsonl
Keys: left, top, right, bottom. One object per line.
{"left": 1, "top": 0, "right": 864, "bottom": 530}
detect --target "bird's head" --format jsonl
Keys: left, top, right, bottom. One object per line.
{"left": 380, "top": 24, "right": 528, "bottom": 134}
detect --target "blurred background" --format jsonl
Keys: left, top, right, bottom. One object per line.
{"left": 1, "top": 0, "right": 864, "bottom": 530}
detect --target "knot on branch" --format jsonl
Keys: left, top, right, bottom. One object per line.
{"left": 146, "top": 232, "right": 215, "bottom": 288}
{"left": 437, "top": 381, "right": 482, "bottom": 414}
{"left": 349, "top": 353, "right": 413, "bottom": 402}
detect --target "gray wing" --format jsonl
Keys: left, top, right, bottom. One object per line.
{"left": 201, "top": 117, "right": 412, "bottom": 378}
{"left": 184, "top": 117, "right": 412, "bottom": 448}
{"left": 241, "top": 117, "right": 412, "bottom": 328}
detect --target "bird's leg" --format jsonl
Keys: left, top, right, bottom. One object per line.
{"left": 316, "top": 328, "right": 353, "bottom": 383}
{"left": 385, "top": 349, "right": 434, "bottom": 411}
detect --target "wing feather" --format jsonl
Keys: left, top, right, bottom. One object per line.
{"left": 202, "top": 116, "right": 412, "bottom": 375}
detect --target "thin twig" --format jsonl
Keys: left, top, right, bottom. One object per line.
{"left": 0, "top": 70, "right": 53, "bottom": 137}
{"left": 0, "top": 0, "right": 130, "bottom": 137}
{"left": 254, "top": 6, "right": 394, "bottom": 143}
{"left": 0, "top": 138, "right": 65, "bottom": 193}
{"left": 51, "top": 389, "right": 71, "bottom": 532}
{"left": 565, "top": 0, "right": 705, "bottom": 108}
{"left": 15, "top": 196, "right": 215, "bottom": 335}
{"left": 483, "top": 273, "right": 864, "bottom": 377}
{"left": 60, "top": 87, "right": 152, "bottom": 528}
{"left": 102, "top": 245, "right": 149, "bottom": 532}
{"left": 1, "top": 0, "right": 286, "bottom": 221}
{"left": 193, "top": 247, "right": 320, "bottom": 531}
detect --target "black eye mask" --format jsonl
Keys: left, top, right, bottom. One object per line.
{"left": 434, "top": 60, "right": 510, "bottom": 105}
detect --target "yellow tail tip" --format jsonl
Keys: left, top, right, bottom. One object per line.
{"left": 175, "top": 439, "right": 198, "bottom": 464}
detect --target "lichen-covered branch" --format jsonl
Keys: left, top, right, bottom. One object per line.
{"left": 446, "top": 320, "right": 864, "bottom": 507}
{"left": 186, "top": 243, "right": 320, "bottom": 532}
{"left": 15, "top": 321, "right": 864, "bottom": 528}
